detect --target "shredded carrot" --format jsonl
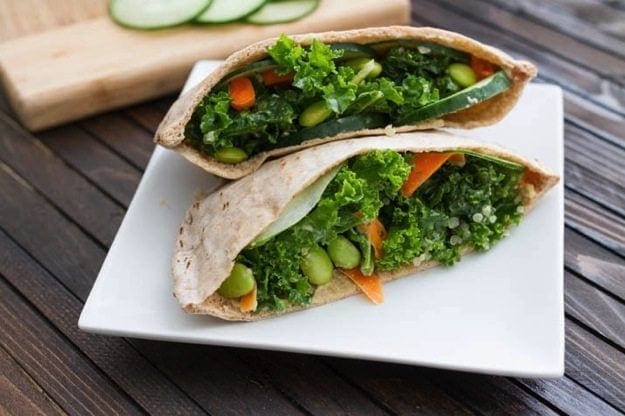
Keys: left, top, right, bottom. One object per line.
{"left": 262, "top": 69, "right": 294, "bottom": 86}
{"left": 401, "top": 152, "right": 455, "bottom": 198}
{"left": 228, "top": 77, "right": 256, "bottom": 111}
{"left": 341, "top": 267, "right": 384, "bottom": 304}
{"left": 470, "top": 56, "right": 495, "bottom": 80}
{"left": 239, "top": 283, "right": 257, "bottom": 313}
{"left": 357, "top": 216, "right": 387, "bottom": 258}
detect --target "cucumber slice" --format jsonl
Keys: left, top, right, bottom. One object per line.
{"left": 246, "top": 0, "right": 319, "bottom": 24}
{"left": 215, "top": 59, "right": 277, "bottom": 89}
{"left": 195, "top": 0, "right": 267, "bottom": 23}
{"left": 370, "top": 40, "right": 469, "bottom": 62}
{"left": 110, "top": 0, "right": 211, "bottom": 29}
{"left": 398, "top": 71, "right": 511, "bottom": 124}
{"left": 290, "top": 113, "right": 389, "bottom": 145}
{"left": 250, "top": 165, "right": 341, "bottom": 247}
{"left": 331, "top": 43, "right": 376, "bottom": 61}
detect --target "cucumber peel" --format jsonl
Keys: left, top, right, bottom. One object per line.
{"left": 250, "top": 165, "right": 341, "bottom": 247}
{"left": 246, "top": 0, "right": 319, "bottom": 24}
{"left": 195, "top": 0, "right": 267, "bottom": 24}
{"left": 398, "top": 71, "right": 511, "bottom": 124}
{"left": 110, "top": 0, "right": 212, "bottom": 29}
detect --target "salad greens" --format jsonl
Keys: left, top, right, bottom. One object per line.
{"left": 185, "top": 35, "right": 504, "bottom": 162}
{"left": 235, "top": 150, "right": 525, "bottom": 311}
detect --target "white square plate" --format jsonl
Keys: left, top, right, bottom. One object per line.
{"left": 79, "top": 61, "right": 564, "bottom": 377}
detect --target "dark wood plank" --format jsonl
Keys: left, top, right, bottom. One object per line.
{"left": 0, "top": 162, "right": 105, "bottom": 298}
{"left": 517, "top": 376, "right": 622, "bottom": 416}
{"left": 565, "top": 228, "right": 625, "bottom": 300}
{"left": 39, "top": 125, "right": 142, "bottom": 207}
{"left": 237, "top": 351, "right": 390, "bottom": 415}
{"left": 565, "top": 271, "right": 625, "bottom": 350}
{"left": 133, "top": 341, "right": 307, "bottom": 416}
{"left": 79, "top": 114, "right": 155, "bottom": 170}
{"left": 0, "top": 229, "right": 211, "bottom": 415}
{"left": 490, "top": 0, "right": 625, "bottom": 54}
{"left": 565, "top": 189, "right": 625, "bottom": 256}
{"left": 565, "top": 320, "right": 625, "bottom": 411}
{"left": 564, "top": 95, "right": 625, "bottom": 150}
{"left": 0, "top": 112, "right": 123, "bottom": 247}
{"left": 326, "top": 359, "right": 475, "bottom": 415}
{"left": 125, "top": 97, "right": 174, "bottom": 134}
{"left": 0, "top": 278, "right": 144, "bottom": 415}
{"left": 0, "top": 346, "right": 67, "bottom": 416}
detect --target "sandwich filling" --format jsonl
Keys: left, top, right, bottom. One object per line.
{"left": 185, "top": 35, "right": 510, "bottom": 164}
{"left": 217, "top": 149, "right": 528, "bottom": 312}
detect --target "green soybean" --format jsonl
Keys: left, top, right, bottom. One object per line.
{"left": 327, "top": 236, "right": 361, "bottom": 269}
{"left": 344, "top": 58, "right": 383, "bottom": 79}
{"left": 299, "top": 101, "right": 333, "bottom": 127}
{"left": 300, "top": 245, "right": 334, "bottom": 285}
{"left": 214, "top": 147, "right": 248, "bottom": 164}
{"left": 447, "top": 63, "right": 477, "bottom": 88}
{"left": 218, "top": 263, "right": 255, "bottom": 298}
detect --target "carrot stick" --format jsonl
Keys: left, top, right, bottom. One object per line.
{"left": 358, "top": 217, "right": 387, "bottom": 258}
{"left": 470, "top": 56, "right": 495, "bottom": 80}
{"left": 239, "top": 283, "right": 257, "bottom": 313}
{"left": 228, "top": 77, "right": 256, "bottom": 111}
{"left": 262, "top": 69, "right": 294, "bottom": 86}
{"left": 341, "top": 267, "right": 384, "bottom": 304}
{"left": 401, "top": 152, "right": 454, "bottom": 198}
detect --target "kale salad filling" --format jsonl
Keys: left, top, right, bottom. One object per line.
{"left": 217, "top": 150, "right": 526, "bottom": 312}
{"left": 185, "top": 35, "right": 510, "bottom": 164}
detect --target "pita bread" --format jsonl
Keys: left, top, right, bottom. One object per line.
{"left": 155, "top": 26, "right": 537, "bottom": 179}
{"left": 173, "top": 132, "right": 558, "bottom": 321}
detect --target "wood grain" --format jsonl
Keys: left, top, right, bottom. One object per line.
{"left": 0, "top": 112, "right": 124, "bottom": 246}
{"left": 0, "top": 278, "right": 144, "bottom": 415}
{"left": 0, "top": 0, "right": 107, "bottom": 41}
{"left": 0, "top": 345, "right": 67, "bottom": 416}
{"left": 565, "top": 228, "right": 625, "bottom": 301}
{"left": 565, "top": 320, "right": 625, "bottom": 411}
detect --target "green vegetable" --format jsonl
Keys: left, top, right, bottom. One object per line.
{"left": 194, "top": 0, "right": 266, "bottom": 24}
{"left": 186, "top": 35, "right": 509, "bottom": 167}
{"left": 110, "top": 0, "right": 212, "bottom": 29}
{"left": 299, "top": 101, "right": 333, "bottom": 127}
{"left": 214, "top": 147, "right": 248, "bottom": 163}
{"left": 246, "top": 0, "right": 319, "bottom": 25}
{"left": 327, "top": 236, "right": 361, "bottom": 269}
{"left": 239, "top": 150, "right": 524, "bottom": 312}
{"left": 447, "top": 63, "right": 477, "bottom": 87}
{"left": 218, "top": 263, "right": 256, "bottom": 298}
{"left": 300, "top": 245, "right": 334, "bottom": 285}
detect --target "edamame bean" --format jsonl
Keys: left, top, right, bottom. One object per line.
{"left": 447, "top": 63, "right": 477, "bottom": 88}
{"left": 299, "top": 101, "right": 333, "bottom": 127}
{"left": 215, "top": 147, "right": 248, "bottom": 164}
{"left": 218, "top": 263, "right": 255, "bottom": 298}
{"left": 345, "top": 58, "right": 383, "bottom": 79}
{"left": 327, "top": 236, "right": 361, "bottom": 269}
{"left": 300, "top": 245, "right": 334, "bottom": 285}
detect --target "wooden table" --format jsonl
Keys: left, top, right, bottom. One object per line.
{"left": 1, "top": 1, "right": 624, "bottom": 414}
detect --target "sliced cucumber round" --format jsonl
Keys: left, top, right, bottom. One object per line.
{"left": 195, "top": 0, "right": 267, "bottom": 24}
{"left": 110, "top": 0, "right": 211, "bottom": 29}
{"left": 331, "top": 43, "right": 376, "bottom": 61}
{"left": 215, "top": 59, "right": 277, "bottom": 89}
{"left": 398, "top": 71, "right": 511, "bottom": 124}
{"left": 246, "top": 0, "right": 319, "bottom": 25}
{"left": 370, "top": 40, "right": 469, "bottom": 62}
{"left": 290, "top": 113, "right": 389, "bottom": 144}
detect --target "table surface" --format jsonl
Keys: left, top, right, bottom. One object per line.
{"left": 1, "top": 1, "right": 625, "bottom": 414}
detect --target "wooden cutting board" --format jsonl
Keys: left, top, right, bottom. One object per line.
{"left": 0, "top": 0, "right": 410, "bottom": 131}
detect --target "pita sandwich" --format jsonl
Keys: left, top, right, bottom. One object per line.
{"left": 173, "top": 132, "right": 558, "bottom": 321}
{"left": 155, "top": 26, "right": 537, "bottom": 179}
